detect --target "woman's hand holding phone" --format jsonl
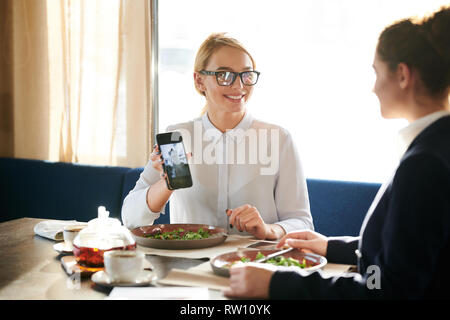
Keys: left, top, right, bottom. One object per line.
{"left": 145, "top": 145, "right": 174, "bottom": 213}
{"left": 150, "top": 145, "right": 167, "bottom": 183}
{"left": 150, "top": 144, "right": 193, "bottom": 189}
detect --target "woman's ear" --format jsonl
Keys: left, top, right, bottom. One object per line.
{"left": 396, "top": 63, "right": 411, "bottom": 90}
{"left": 194, "top": 72, "right": 206, "bottom": 94}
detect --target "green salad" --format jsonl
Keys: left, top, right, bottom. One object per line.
{"left": 227, "top": 251, "right": 308, "bottom": 268}
{"left": 144, "top": 227, "right": 211, "bottom": 240}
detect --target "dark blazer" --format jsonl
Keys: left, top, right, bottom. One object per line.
{"left": 270, "top": 115, "right": 450, "bottom": 299}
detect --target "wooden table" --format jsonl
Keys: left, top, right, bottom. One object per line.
{"left": 0, "top": 218, "right": 221, "bottom": 299}
{"left": 0, "top": 218, "right": 354, "bottom": 301}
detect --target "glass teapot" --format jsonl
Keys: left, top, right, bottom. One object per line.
{"left": 73, "top": 206, "right": 136, "bottom": 269}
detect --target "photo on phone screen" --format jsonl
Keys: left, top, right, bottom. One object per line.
{"left": 156, "top": 132, "right": 193, "bottom": 190}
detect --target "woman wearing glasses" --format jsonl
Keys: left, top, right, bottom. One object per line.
{"left": 122, "top": 33, "right": 313, "bottom": 239}
{"left": 224, "top": 6, "right": 450, "bottom": 299}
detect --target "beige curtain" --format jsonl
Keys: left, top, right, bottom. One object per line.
{"left": 0, "top": 0, "right": 154, "bottom": 168}
{"left": 0, "top": 0, "right": 50, "bottom": 160}
{"left": 0, "top": 0, "right": 14, "bottom": 156}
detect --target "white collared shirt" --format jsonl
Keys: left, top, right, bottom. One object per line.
{"left": 122, "top": 112, "right": 314, "bottom": 235}
{"left": 398, "top": 110, "right": 450, "bottom": 158}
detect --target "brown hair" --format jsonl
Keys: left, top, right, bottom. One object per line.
{"left": 376, "top": 6, "right": 450, "bottom": 97}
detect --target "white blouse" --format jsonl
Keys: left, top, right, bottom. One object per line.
{"left": 121, "top": 112, "right": 314, "bottom": 235}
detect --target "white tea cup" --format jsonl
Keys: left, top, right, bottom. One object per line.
{"left": 63, "top": 224, "right": 87, "bottom": 250}
{"left": 104, "top": 250, "right": 145, "bottom": 283}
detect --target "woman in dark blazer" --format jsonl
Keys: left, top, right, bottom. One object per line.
{"left": 224, "top": 6, "right": 450, "bottom": 299}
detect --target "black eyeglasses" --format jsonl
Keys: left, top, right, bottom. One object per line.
{"left": 200, "top": 70, "right": 260, "bottom": 86}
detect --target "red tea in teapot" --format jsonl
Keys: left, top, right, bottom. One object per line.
{"left": 73, "top": 243, "right": 137, "bottom": 268}
{"left": 72, "top": 206, "right": 138, "bottom": 270}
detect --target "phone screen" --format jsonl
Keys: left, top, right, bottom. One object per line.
{"left": 157, "top": 132, "right": 193, "bottom": 190}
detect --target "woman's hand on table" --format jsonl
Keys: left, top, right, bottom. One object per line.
{"left": 277, "top": 230, "right": 328, "bottom": 256}
{"left": 226, "top": 205, "right": 285, "bottom": 240}
{"left": 223, "top": 262, "right": 276, "bottom": 299}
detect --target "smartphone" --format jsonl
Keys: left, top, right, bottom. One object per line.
{"left": 156, "top": 132, "right": 193, "bottom": 190}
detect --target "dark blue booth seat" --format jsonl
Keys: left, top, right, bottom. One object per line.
{"left": 0, "top": 157, "right": 129, "bottom": 223}
{"left": 307, "top": 179, "right": 380, "bottom": 236}
{"left": 1, "top": 158, "right": 380, "bottom": 236}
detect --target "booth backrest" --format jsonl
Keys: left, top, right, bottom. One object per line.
{"left": 307, "top": 179, "right": 380, "bottom": 236}
{"left": 0, "top": 158, "right": 129, "bottom": 223}
{"left": 1, "top": 158, "right": 381, "bottom": 236}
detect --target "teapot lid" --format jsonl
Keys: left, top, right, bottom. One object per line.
{"left": 73, "top": 206, "right": 135, "bottom": 250}
{"left": 87, "top": 206, "right": 121, "bottom": 228}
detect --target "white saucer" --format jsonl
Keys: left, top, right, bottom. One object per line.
{"left": 53, "top": 242, "right": 73, "bottom": 254}
{"left": 91, "top": 270, "right": 156, "bottom": 287}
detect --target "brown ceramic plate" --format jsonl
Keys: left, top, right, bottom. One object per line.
{"left": 131, "top": 224, "right": 227, "bottom": 250}
{"left": 210, "top": 248, "right": 327, "bottom": 277}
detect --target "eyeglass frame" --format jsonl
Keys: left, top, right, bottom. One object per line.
{"left": 199, "top": 70, "right": 261, "bottom": 86}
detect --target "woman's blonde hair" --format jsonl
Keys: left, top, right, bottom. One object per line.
{"left": 194, "top": 33, "right": 256, "bottom": 114}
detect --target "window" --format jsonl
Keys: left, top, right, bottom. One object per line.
{"left": 158, "top": 0, "right": 447, "bottom": 182}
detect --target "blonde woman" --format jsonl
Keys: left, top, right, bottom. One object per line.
{"left": 122, "top": 33, "right": 313, "bottom": 240}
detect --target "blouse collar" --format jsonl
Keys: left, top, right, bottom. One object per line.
{"left": 201, "top": 111, "right": 254, "bottom": 144}
{"left": 398, "top": 110, "right": 450, "bottom": 157}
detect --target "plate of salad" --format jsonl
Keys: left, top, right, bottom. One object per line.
{"left": 131, "top": 224, "right": 227, "bottom": 249}
{"left": 210, "top": 248, "right": 327, "bottom": 277}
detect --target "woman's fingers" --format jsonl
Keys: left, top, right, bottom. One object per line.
{"left": 241, "top": 218, "right": 266, "bottom": 239}
{"left": 284, "top": 238, "right": 315, "bottom": 250}
{"left": 227, "top": 205, "right": 247, "bottom": 230}
{"left": 277, "top": 230, "right": 317, "bottom": 248}
{"left": 150, "top": 145, "right": 165, "bottom": 174}
{"left": 276, "top": 230, "right": 328, "bottom": 256}
{"left": 276, "top": 231, "right": 328, "bottom": 256}
{"left": 228, "top": 205, "right": 260, "bottom": 232}
{"left": 226, "top": 205, "right": 267, "bottom": 238}
{"left": 151, "top": 144, "right": 159, "bottom": 156}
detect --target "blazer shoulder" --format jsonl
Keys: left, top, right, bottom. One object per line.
{"left": 406, "top": 116, "right": 450, "bottom": 165}
{"left": 396, "top": 151, "right": 450, "bottom": 190}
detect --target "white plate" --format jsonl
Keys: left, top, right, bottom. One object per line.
{"left": 53, "top": 242, "right": 73, "bottom": 254}
{"left": 91, "top": 270, "right": 156, "bottom": 287}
